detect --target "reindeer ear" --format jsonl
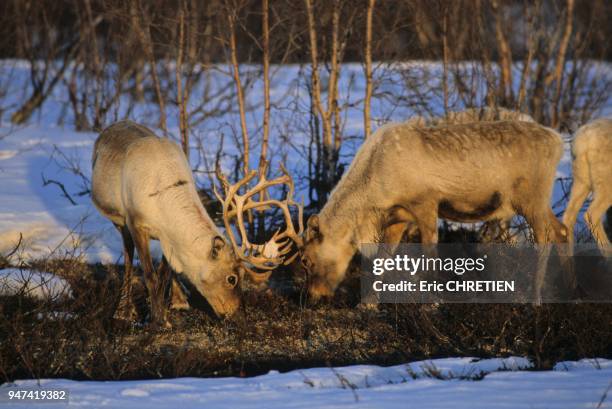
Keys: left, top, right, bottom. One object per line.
{"left": 211, "top": 236, "right": 225, "bottom": 259}
{"left": 307, "top": 215, "right": 320, "bottom": 239}
{"left": 307, "top": 214, "right": 319, "bottom": 230}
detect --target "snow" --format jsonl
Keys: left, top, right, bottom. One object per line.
{"left": 0, "top": 125, "right": 122, "bottom": 263}
{"left": 0, "top": 268, "right": 72, "bottom": 300}
{"left": 0, "top": 357, "right": 610, "bottom": 408}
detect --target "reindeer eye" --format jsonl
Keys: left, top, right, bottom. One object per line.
{"left": 226, "top": 274, "right": 238, "bottom": 287}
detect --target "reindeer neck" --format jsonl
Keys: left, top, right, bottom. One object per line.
{"left": 157, "top": 186, "right": 217, "bottom": 269}
{"left": 320, "top": 186, "right": 381, "bottom": 248}
{"left": 318, "top": 132, "right": 389, "bottom": 246}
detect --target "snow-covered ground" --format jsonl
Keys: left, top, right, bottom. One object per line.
{"left": 0, "top": 268, "right": 72, "bottom": 299}
{"left": 0, "top": 125, "right": 123, "bottom": 262}
{"left": 1, "top": 357, "right": 610, "bottom": 408}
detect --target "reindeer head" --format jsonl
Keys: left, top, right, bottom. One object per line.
{"left": 193, "top": 234, "right": 242, "bottom": 318}
{"left": 214, "top": 162, "right": 303, "bottom": 284}
{"left": 301, "top": 214, "right": 354, "bottom": 300}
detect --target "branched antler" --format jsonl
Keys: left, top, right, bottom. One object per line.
{"left": 214, "top": 162, "right": 303, "bottom": 282}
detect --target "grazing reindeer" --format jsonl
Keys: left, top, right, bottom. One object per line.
{"left": 403, "top": 107, "right": 536, "bottom": 243}
{"left": 301, "top": 121, "right": 568, "bottom": 299}
{"left": 92, "top": 121, "right": 241, "bottom": 325}
{"left": 563, "top": 118, "right": 612, "bottom": 250}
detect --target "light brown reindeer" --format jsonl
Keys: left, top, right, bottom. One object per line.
{"left": 563, "top": 118, "right": 612, "bottom": 250}
{"left": 92, "top": 121, "right": 242, "bottom": 326}
{"left": 301, "top": 120, "right": 568, "bottom": 299}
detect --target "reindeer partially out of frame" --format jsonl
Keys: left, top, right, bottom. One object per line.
{"left": 563, "top": 118, "right": 612, "bottom": 251}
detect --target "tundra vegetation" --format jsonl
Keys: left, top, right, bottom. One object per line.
{"left": 0, "top": 0, "right": 610, "bottom": 382}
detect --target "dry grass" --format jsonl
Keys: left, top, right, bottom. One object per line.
{"left": 1, "top": 255, "right": 611, "bottom": 382}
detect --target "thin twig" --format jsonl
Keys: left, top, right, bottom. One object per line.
{"left": 41, "top": 174, "right": 77, "bottom": 205}
{"left": 597, "top": 381, "right": 612, "bottom": 409}
{"left": 4, "top": 233, "right": 23, "bottom": 259}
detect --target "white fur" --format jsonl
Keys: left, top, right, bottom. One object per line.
{"left": 91, "top": 121, "right": 240, "bottom": 318}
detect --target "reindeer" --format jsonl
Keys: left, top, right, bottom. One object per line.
{"left": 563, "top": 118, "right": 612, "bottom": 250}
{"left": 301, "top": 120, "right": 568, "bottom": 299}
{"left": 92, "top": 121, "right": 241, "bottom": 325}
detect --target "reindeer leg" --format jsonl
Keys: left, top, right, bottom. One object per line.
{"left": 359, "top": 222, "right": 410, "bottom": 310}
{"left": 377, "top": 221, "right": 409, "bottom": 269}
{"left": 585, "top": 196, "right": 611, "bottom": 249}
{"left": 410, "top": 203, "right": 439, "bottom": 245}
{"left": 498, "top": 218, "right": 518, "bottom": 244}
{"left": 562, "top": 176, "right": 590, "bottom": 246}
{"left": 383, "top": 223, "right": 408, "bottom": 250}
{"left": 525, "top": 208, "right": 571, "bottom": 304}
{"left": 114, "top": 224, "right": 137, "bottom": 321}
{"left": 408, "top": 203, "right": 441, "bottom": 303}
{"left": 403, "top": 202, "right": 439, "bottom": 283}
{"left": 546, "top": 209, "right": 575, "bottom": 293}
{"left": 527, "top": 209, "right": 566, "bottom": 244}
{"left": 527, "top": 212, "right": 550, "bottom": 306}
{"left": 164, "top": 256, "right": 190, "bottom": 310}
{"left": 130, "top": 224, "right": 169, "bottom": 328}
{"left": 170, "top": 277, "right": 190, "bottom": 310}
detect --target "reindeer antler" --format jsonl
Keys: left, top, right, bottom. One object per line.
{"left": 214, "top": 162, "right": 304, "bottom": 283}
